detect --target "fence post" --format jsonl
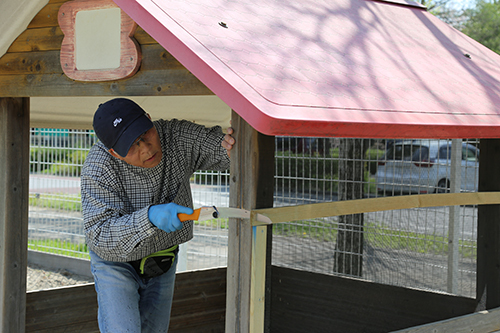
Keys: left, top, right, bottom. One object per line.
{"left": 226, "top": 111, "right": 274, "bottom": 333}
{"left": 447, "top": 139, "right": 461, "bottom": 294}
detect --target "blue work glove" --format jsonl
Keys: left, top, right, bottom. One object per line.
{"left": 148, "top": 203, "right": 193, "bottom": 233}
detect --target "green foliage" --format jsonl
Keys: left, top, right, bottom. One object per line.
{"left": 30, "top": 148, "right": 89, "bottom": 176}
{"left": 275, "top": 147, "right": 383, "bottom": 195}
{"left": 275, "top": 150, "right": 340, "bottom": 193}
{"left": 462, "top": 0, "right": 500, "bottom": 54}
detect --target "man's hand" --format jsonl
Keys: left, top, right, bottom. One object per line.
{"left": 148, "top": 203, "right": 193, "bottom": 233}
{"left": 222, "top": 127, "right": 235, "bottom": 158}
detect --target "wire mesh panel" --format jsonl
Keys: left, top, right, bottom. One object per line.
{"left": 186, "top": 170, "right": 230, "bottom": 271}
{"left": 28, "top": 129, "right": 479, "bottom": 297}
{"left": 272, "top": 137, "right": 479, "bottom": 298}
{"left": 28, "top": 128, "right": 231, "bottom": 270}
{"left": 29, "top": 129, "right": 95, "bottom": 259}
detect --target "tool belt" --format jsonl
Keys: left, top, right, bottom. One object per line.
{"left": 129, "top": 245, "right": 178, "bottom": 279}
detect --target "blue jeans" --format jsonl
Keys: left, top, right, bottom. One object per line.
{"left": 89, "top": 250, "right": 177, "bottom": 333}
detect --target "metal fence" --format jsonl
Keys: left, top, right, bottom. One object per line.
{"left": 28, "top": 130, "right": 479, "bottom": 297}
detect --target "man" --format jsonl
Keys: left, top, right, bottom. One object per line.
{"left": 81, "top": 98, "right": 234, "bottom": 332}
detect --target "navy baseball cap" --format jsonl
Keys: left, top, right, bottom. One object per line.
{"left": 93, "top": 98, "right": 154, "bottom": 157}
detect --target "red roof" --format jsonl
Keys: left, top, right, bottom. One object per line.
{"left": 114, "top": 0, "right": 500, "bottom": 138}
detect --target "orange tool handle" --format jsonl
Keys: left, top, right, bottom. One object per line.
{"left": 178, "top": 208, "right": 201, "bottom": 222}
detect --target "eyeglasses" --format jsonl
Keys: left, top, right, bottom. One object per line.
{"left": 128, "top": 128, "right": 154, "bottom": 155}
{"left": 132, "top": 131, "right": 148, "bottom": 147}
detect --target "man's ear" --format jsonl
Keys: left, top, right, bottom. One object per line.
{"left": 109, "top": 149, "right": 124, "bottom": 159}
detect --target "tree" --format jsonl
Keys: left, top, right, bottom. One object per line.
{"left": 461, "top": 0, "right": 500, "bottom": 54}
{"left": 417, "top": 0, "right": 469, "bottom": 30}
{"left": 333, "top": 139, "right": 367, "bottom": 276}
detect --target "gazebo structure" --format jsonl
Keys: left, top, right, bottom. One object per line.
{"left": 2, "top": 0, "right": 500, "bottom": 331}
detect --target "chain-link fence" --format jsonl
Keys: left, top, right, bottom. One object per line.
{"left": 28, "top": 130, "right": 479, "bottom": 297}
{"left": 272, "top": 137, "right": 478, "bottom": 298}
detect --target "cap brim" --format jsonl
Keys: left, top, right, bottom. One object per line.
{"left": 113, "top": 114, "right": 154, "bottom": 157}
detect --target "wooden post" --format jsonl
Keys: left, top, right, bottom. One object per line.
{"left": 0, "top": 98, "right": 30, "bottom": 332}
{"left": 477, "top": 139, "right": 500, "bottom": 310}
{"left": 447, "top": 139, "right": 461, "bottom": 294}
{"left": 226, "top": 111, "right": 274, "bottom": 333}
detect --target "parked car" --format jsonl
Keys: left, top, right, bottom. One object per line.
{"left": 375, "top": 140, "right": 479, "bottom": 195}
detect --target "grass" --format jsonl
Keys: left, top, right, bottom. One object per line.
{"left": 366, "top": 223, "right": 477, "bottom": 259}
{"left": 273, "top": 219, "right": 477, "bottom": 259}
{"left": 28, "top": 239, "right": 90, "bottom": 260}
{"left": 29, "top": 193, "right": 82, "bottom": 212}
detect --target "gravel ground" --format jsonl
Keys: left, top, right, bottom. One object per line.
{"left": 27, "top": 263, "right": 94, "bottom": 292}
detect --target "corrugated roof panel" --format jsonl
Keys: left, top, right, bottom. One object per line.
{"left": 115, "top": 0, "right": 500, "bottom": 138}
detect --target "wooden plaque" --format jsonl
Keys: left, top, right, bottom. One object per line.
{"left": 58, "top": 0, "right": 141, "bottom": 81}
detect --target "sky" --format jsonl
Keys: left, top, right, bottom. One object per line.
{"left": 447, "top": 0, "right": 476, "bottom": 9}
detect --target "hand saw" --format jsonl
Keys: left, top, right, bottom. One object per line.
{"left": 178, "top": 206, "right": 272, "bottom": 225}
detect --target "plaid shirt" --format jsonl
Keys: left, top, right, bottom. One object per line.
{"left": 81, "top": 119, "right": 230, "bottom": 262}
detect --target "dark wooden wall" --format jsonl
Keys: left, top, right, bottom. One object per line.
{"left": 270, "top": 266, "right": 476, "bottom": 333}
{"left": 26, "top": 267, "right": 226, "bottom": 333}
{"left": 26, "top": 265, "right": 479, "bottom": 332}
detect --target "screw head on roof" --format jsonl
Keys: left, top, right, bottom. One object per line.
{"left": 464, "top": 53, "right": 471, "bottom": 59}
{"left": 219, "top": 21, "right": 228, "bottom": 28}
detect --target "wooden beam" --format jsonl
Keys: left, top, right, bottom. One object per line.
{"left": 0, "top": 69, "right": 212, "bottom": 97}
{"left": 0, "top": 44, "right": 212, "bottom": 97}
{"left": 0, "top": 44, "right": 185, "bottom": 75}
{"left": 0, "top": 98, "right": 30, "bottom": 333}
{"left": 253, "top": 192, "right": 500, "bottom": 224}
{"left": 226, "top": 111, "right": 274, "bottom": 333}
{"left": 477, "top": 139, "right": 500, "bottom": 310}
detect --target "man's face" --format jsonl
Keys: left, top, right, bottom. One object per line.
{"left": 110, "top": 126, "right": 163, "bottom": 168}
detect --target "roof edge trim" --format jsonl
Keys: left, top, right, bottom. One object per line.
{"left": 368, "top": 0, "right": 427, "bottom": 9}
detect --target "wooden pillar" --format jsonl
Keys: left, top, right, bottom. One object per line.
{"left": 477, "top": 139, "right": 500, "bottom": 310}
{"left": 0, "top": 98, "right": 30, "bottom": 332}
{"left": 226, "top": 111, "right": 274, "bottom": 333}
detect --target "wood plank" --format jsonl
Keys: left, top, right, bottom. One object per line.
{"left": 271, "top": 266, "right": 477, "bottom": 333}
{"left": 0, "top": 98, "right": 30, "bottom": 333}
{"left": 26, "top": 284, "right": 98, "bottom": 331}
{"left": 254, "top": 192, "right": 500, "bottom": 225}
{"left": 0, "top": 68, "right": 213, "bottom": 97}
{"left": 477, "top": 139, "right": 500, "bottom": 310}
{"left": 11, "top": 8, "right": 159, "bottom": 54}
{"left": 0, "top": 44, "right": 184, "bottom": 76}
{"left": 226, "top": 111, "right": 275, "bottom": 333}
{"left": 0, "top": 50, "right": 61, "bottom": 75}
{"left": 25, "top": 267, "right": 227, "bottom": 332}
{"left": 7, "top": 27, "right": 64, "bottom": 53}
{"left": 391, "top": 307, "right": 500, "bottom": 333}
{"left": 134, "top": 27, "right": 159, "bottom": 45}
{"left": 28, "top": 2, "right": 65, "bottom": 29}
